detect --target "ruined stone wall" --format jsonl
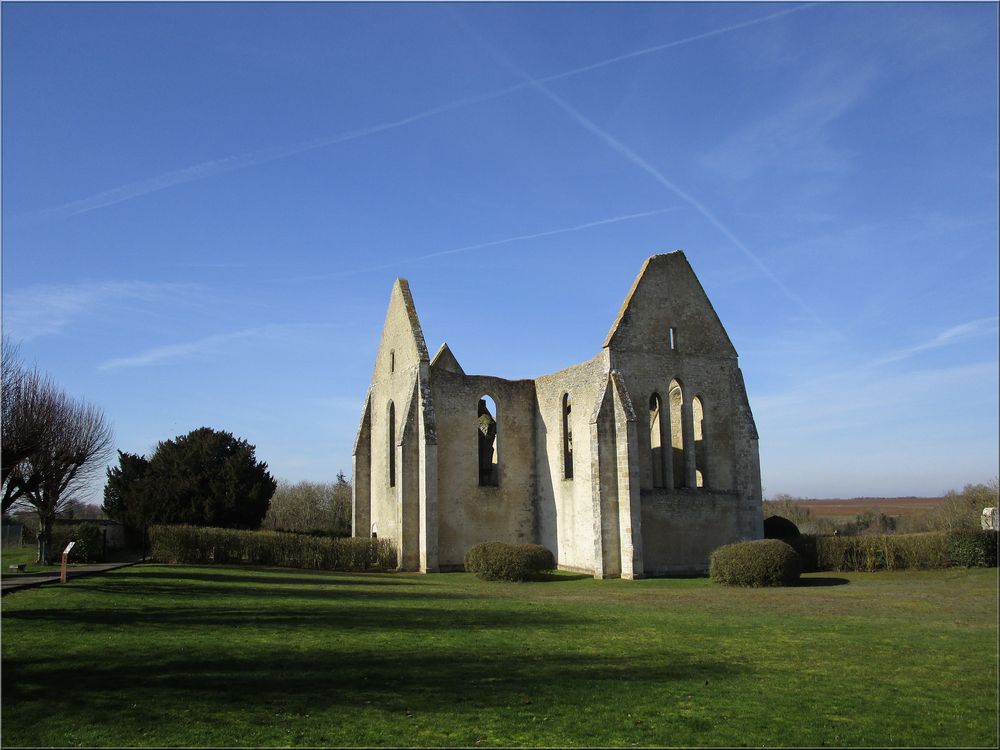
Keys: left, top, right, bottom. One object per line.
{"left": 354, "top": 253, "right": 763, "bottom": 576}
{"left": 532, "top": 352, "right": 610, "bottom": 574}
{"left": 430, "top": 370, "right": 537, "bottom": 569}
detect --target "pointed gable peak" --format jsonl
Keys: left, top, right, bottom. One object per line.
{"left": 603, "top": 251, "right": 737, "bottom": 357}
{"left": 430, "top": 342, "right": 465, "bottom": 375}
{"left": 385, "top": 277, "right": 429, "bottom": 363}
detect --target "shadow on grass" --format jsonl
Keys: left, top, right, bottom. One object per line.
{"left": 10, "top": 577, "right": 477, "bottom": 609}
{"left": 118, "top": 568, "right": 419, "bottom": 588}
{"left": 3, "top": 646, "right": 744, "bottom": 720}
{"left": 1, "top": 562, "right": 750, "bottom": 744}
{"left": 796, "top": 577, "right": 850, "bottom": 587}
{"left": 1, "top": 599, "right": 573, "bottom": 631}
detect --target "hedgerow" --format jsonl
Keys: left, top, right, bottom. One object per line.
{"left": 709, "top": 539, "right": 801, "bottom": 587}
{"left": 812, "top": 532, "right": 951, "bottom": 572}
{"left": 149, "top": 525, "right": 397, "bottom": 571}
{"left": 947, "top": 530, "right": 998, "bottom": 568}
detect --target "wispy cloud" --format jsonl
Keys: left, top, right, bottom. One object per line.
{"left": 285, "top": 207, "right": 682, "bottom": 282}
{"left": 700, "top": 64, "right": 875, "bottom": 181}
{"left": 754, "top": 358, "right": 998, "bottom": 436}
{"left": 3, "top": 280, "right": 197, "bottom": 341}
{"left": 458, "top": 20, "right": 832, "bottom": 332}
{"left": 17, "top": 5, "right": 815, "bottom": 223}
{"left": 98, "top": 323, "right": 345, "bottom": 371}
{"left": 867, "top": 317, "right": 999, "bottom": 368}
{"left": 752, "top": 317, "right": 1000, "bottom": 430}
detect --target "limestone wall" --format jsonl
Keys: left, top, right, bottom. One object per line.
{"left": 640, "top": 490, "right": 742, "bottom": 574}
{"left": 532, "top": 352, "right": 610, "bottom": 574}
{"left": 430, "top": 370, "right": 537, "bottom": 569}
{"left": 354, "top": 254, "right": 763, "bottom": 576}
{"left": 361, "top": 280, "right": 430, "bottom": 568}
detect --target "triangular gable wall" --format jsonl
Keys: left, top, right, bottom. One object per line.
{"left": 430, "top": 343, "right": 465, "bottom": 375}
{"left": 603, "top": 252, "right": 737, "bottom": 358}
{"left": 371, "top": 278, "right": 430, "bottom": 384}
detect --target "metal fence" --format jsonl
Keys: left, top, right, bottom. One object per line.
{"left": 1, "top": 524, "right": 24, "bottom": 549}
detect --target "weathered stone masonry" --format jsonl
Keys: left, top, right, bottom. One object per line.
{"left": 352, "top": 251, "right": 764, "bottom": 577}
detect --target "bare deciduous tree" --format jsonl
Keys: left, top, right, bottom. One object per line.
{"left": 3, "top": 343, "right": 114, "bottom": 562}
{"left": 262, "top": 472, "right": 352, "bottom": 537}
{"left": 2, "top": 338, "right": 62, "bottom": 513}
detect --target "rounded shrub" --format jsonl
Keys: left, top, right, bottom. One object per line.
{"left": 464, "top": 541, "right": 555, "bottom": 582}
{"left": 520, "top": 543, "right": 556, "bottom": 574}
{"left": 710, "top": 539, "right": 801, "bottom": 587}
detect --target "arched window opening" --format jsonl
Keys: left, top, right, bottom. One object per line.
{"left": 669, "top": 379, "right": 685, "bottom": 489}
{"left": 389, "top": 350, "right": 395, "bottom": 373}
{"left": 562, "top": 393, "right": 574, "bottom": 480}
{"left": 693, "top": 396, "right": 706, "bottom": 489}
{"left": 478, "top": 396, "right": 499, "bottom": 487}
{"left": 387, "top": 401, "right": 396, "bottom": 488}
{"left": 649, "top": 393, "right": 667, "bottom": 488}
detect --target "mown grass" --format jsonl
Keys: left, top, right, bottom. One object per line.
{"left": 1, "top": 545, "right": 66, "bottom": 574}
{"left": 1, "top": 565, "right": 996, "bottom": 747}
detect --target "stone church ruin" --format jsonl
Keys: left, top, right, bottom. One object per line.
{"left": 352, "top": 251, "right": 763, "bottom": 578}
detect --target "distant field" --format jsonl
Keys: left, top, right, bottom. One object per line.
{"left": 801, "top": 497, "right": 947, "bottom": 519}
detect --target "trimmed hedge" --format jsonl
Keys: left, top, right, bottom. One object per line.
{"left": 785, "top": 534, "right": 818, "bottom": 573}
{"left": 812, "top": 532, "right": 951, "bottom": 572}
{"left": 710, "top": 539, "right": 801, "bottom": 587}
{"left": 149, "top": 525, "right": 397, "bottom": 572}
{"left": 464, "top": 541, "right": 556, "bottom": 582}
{"left": 948, "top": 530, "right": 998, "bottom": 568}
{"left": 793, "top": 531, "right": 997, "bottom": 572}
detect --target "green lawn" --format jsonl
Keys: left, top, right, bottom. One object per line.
{"left": 2, "top": 564, "right": 996, "bottom": 747}
{"left": 1, "top": 545, "right": 64, "bottom": 574}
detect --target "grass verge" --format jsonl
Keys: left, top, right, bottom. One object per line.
{"left": 2, "top": 565, "right": 996, "bottom": 747}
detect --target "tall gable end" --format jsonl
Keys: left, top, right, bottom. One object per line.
{"left": 371, "top": 278, "right": 430, "bottom": 383}
{"left": 603, "top": 252, "right": 737, "bottom": 358}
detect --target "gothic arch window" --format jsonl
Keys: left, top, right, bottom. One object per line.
{"left": 387, "top": 401, "right": 396, "bottom": 488}
{"left": 649, "top": 393, "right": 667, "bottom": 488}
{"left": 477, "top": 395, "right": 499, "bottom": 487}
{"left": 693, "top": 396, "right": 706, "bottom": 489}
{"left": 562, "top": 393, "right": 574, "bottom": 480}
{"left": 669, "top": 379, "right": 685, "bottom": 489}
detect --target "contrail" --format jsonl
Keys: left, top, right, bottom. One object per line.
{"left": 98, "top": 322, "right": 344, "bottom": 370}
{"left": 18, "top": 89, "right": 529, "bottom": 222}
{"left": 459, "top": 18, "right": 832, "bottom": 330}
{"left": 18, "top": 5, "right": 814, "bottom": 222}
{"left": 280, "top": 207, "right": 682, "bottom": 283}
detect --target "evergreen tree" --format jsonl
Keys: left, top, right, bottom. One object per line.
{"left": 144, "top": 427, "right": 276, "bottom": 529}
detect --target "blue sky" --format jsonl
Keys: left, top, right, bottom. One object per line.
{"left": 2, "top": 1, "right": 997, "bottom": 502}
